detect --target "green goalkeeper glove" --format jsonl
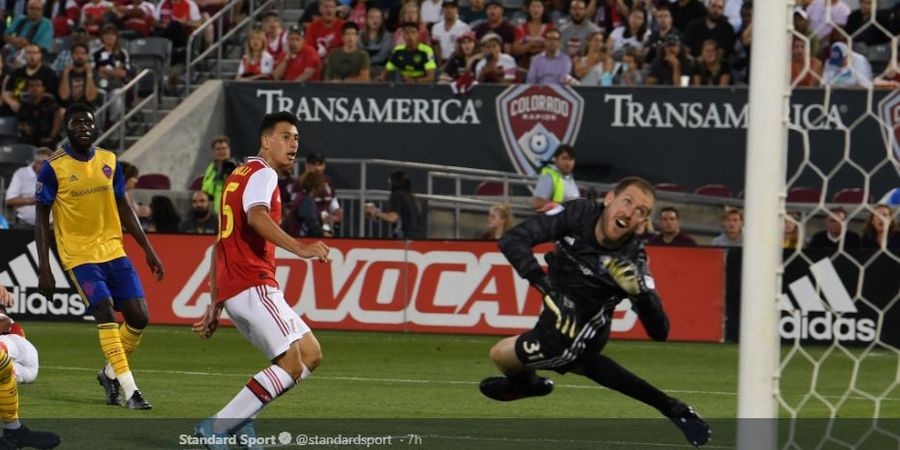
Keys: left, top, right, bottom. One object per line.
{"left": 602, "top": 257, "right": 641, "bottom": 295}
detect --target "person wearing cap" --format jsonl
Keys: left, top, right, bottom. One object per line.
{"left": 473, "top": 0, "right": 515, "bottom": 54}
{"left": 274, "top": 25, "right": 321, "bottom": 82}
{"left": 439, "top": 31, "right": 479, "bottom": 81}
{"left": 383, "top": 21, "right": 437, "bottom": 83}
{"left": 644, "top": 5, "right": 683, "bottom": 64}
{"left": 5, "top": 147, "right": 52, "bottom": 229}
{"left": 526, "top": 28, "right": 571, "bottom": 85}
{"left": 474, "top": 32, "right": 516, "bottom": 83}
{"left": 3, "top": 0, "right": 53, "bottom": 57}
{"left": 431, "top": 0, "right": 470, "bottom": 64}
{"left": 822, "top": 41, "right": 873, "bottom": 88}
{"left": 792, "top": 6, "right": 821, "bottom": 59}
{"left": 559, "top": 0, "right": 600, "bottom": 58}
{"left": 645, "top": 32, "right": 693, "bottom": 86}
{"left": 300, "top": 152, "right": 343, "bottom": 233}
{"left": 306, "top": 0, "right": 345, "bottom": 58}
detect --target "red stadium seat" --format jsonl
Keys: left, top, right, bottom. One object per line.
{"left": 832, "top": 188, "right": 869, "bottom": 204}
{"left": 694, "top": 184, "right": 733, "bottom": 198}
{"left": 189, "top": 175, "right": 203, "bottom": 191}
{"left": 136, "top": 173, "right": 171, "bottom": 190}
{"left": 475, "top": 181, "right": 506, "bottom": 196}
{"left": 787, "top": 187, "right": 821, "bottom": 203}
{"left": 654, "top": 183, "right": 686, "bottom": 193}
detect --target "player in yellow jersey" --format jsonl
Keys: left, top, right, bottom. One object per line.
{"left": 35, "top": 104, "right": 164, "bottom": 410}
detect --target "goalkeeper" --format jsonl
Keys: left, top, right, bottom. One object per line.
{"left": 481, "top": 177, "right": 711, "bottom": 447}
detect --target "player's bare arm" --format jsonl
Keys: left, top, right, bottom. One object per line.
{"left": 247, "top": 205, "right": 330, "bottom": 262}
{"left": 193, "top": 241, "right": 224, "bottom": 338}
{"left": 116, "top": 196, "right": 165, "bottom": 281}
{"left": 35, "top": 202, "right": 55, "bottom": 300}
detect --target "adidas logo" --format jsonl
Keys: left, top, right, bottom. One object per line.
{"left": 69, "top": 174, "right": 78, "bottom": 183}
{"left": 778, "top": 258, "right": 876, "bottom": 342}
{"left": 0, "top": 242, "right": 89, "bottom": 318}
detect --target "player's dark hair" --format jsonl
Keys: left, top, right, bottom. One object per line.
{"left": 64, "top": 103, "right": 95, "bottom": 128}
{"left": 258, "top": 112, "right": 300, "bottom": 138}
{"left": 553, "top": 144, "right": 576, "bottom": 159}
{"left": 614, "top": 176, "right": 656, "bottom": 199}
{"left": 119, "top": 161, "right": 139, "bottom": 180}
{"left": 342, "top": 21, "right": 360, "bottom": 33}
{"left": 660, "top": 206, "right": 679, "bottom": 218}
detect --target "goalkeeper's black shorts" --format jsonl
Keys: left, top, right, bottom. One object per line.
{"left": 514, "top": 309, "right": 612, "bottom": 374}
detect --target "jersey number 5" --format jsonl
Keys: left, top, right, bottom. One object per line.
{"left": 219, "top": 182, "right": 240, "bottom": 239}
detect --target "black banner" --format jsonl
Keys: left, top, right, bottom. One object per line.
{"left": 724, "top": 248, "right": 900, "bottom": 347}
{"left": 225, "top": 83, "right": 898, "bottom": 199}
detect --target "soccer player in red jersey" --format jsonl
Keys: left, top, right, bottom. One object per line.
{"left": 192, "top": 112, "right": 330, "bottom": 448}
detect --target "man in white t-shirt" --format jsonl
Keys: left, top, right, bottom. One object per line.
{"left": 431, "top": 0, "right": 470, "bottom": 63}
{"left": 4, "top": 147, "right": 51, "bottom": 229}
{"left": 475, "top": 32, "right": 516, "bottom": 83}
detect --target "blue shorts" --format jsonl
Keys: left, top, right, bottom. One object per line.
{"left": 67, "top": 257, "right": 146, "bottom": 311}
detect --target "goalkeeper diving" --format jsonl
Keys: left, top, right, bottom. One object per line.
{"left": 480, "top": 176, "right": 711, "bottom": 447}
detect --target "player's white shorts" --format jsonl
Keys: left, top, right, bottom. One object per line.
{"left": 224, "top": 285, "right": 310, "bottom": 360}
{"left": 0, "top": 334, "right": 39, "bottom": 384}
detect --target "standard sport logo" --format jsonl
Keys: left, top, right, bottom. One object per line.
{"left": 496, "top": 85, "right": 584, "bottom": 176}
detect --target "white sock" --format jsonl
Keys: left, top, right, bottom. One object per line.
{"left": 117, "top": 371, "right": 138, "bottom": 399}
{"left": 212, "top": 365, "right": 296, "bottom": 433}
{"left": 300, "top": 365, "right": 312, "bottom": 381}
{"left": 104, "top": 363, "right": 115, "bottom": 380}
{"left": 3, "top": 421, "right": 20, "bottom": 430}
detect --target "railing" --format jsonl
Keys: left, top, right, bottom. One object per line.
{"left": 185, "top": 0, "right": 276, "bottom": 95}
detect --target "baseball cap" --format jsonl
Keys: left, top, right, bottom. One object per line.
{"left": 792, "top": 6, "right": 808, "bottom": 20}
{"left": 663, "top": 33, "right": 681, "bottom": 46}
{"left": 480, "top": 32, "right": 502, "bottom": 45}
{"left": 288, "top": 24, "right": 304, "bottom": 36}
{"left": 457, "top": 31, "right": 476, "bottom": 42}
{"left": 306, "top": 152, "right": 326, "bottom": 163}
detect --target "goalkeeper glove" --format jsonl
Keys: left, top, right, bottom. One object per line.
{"left": 533, "top": 277, "right": 579, "bottom": 339}
{"left": 602, "top": 257, "right": 641, "bottom": 295}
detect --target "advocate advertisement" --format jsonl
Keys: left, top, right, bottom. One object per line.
{"left": 0, "top": 231, "right": 725, "bottom": 342}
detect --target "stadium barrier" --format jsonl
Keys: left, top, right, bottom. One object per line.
{"left": 0, "top": 231, "right": 725, "bottom": 342}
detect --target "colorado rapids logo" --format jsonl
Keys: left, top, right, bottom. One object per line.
{"left": 878, "top": 90, "right": 900, "bottom": 168}
{"left": 496, "top": 85, "right": 584, "bottom": 176}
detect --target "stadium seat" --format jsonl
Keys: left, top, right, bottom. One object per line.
{"left": 0, "top": 143, "right": 36, "bottom": 185}
{"left": 694, "top": 184, "right": 733, "bottom": 198}
{"left": 786, "top": 187, "right": 821, "bottom": 203}
{"left": 136, "top": 173, "right": 171, "bottom": 190}
{"left": 48, "top": 37, "right": 70, "bottom": 60}
{"left": 0, "top": 117, "right": 17, "bottom": 139}
{"left": 832, "top": 188, "right": 869, "bottom": 204}
{"left": 654, "top": 183, "right": 686, "bottom": 193}
{"left": 129, "top": 38, "right": 172, "bottom": 95}
{"left": 189, "top": 175, "right": 203, "bottom": 191}
{"left": 475, "top": 181, "right": 506, "bottom": 196}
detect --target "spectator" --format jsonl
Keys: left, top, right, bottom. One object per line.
{"left": 273, "top": 25, "right": 321, "bottom": 82}
{"left": 783, "top": 211, "right": 800, "bottom": 249}
{"left": 2, "top": 44, "right": 58, "bottom": 114}
{"left": 262, "top": 12, "right": 289, "bottom": 60}
{"left": 346, "top": 0, "right": 370, "bottom": 29}
{"left": 439, "top": 31, "right": 479, "bottom": 82}
{"left": 3, "top": 0, "right": 54, "bottom": 60}
{"left": 692, "top": 39, "right": 731, "bottom": 85}
{"left": 644, "top": 4, "right": 683, "bottom": 63}
{"left": 793, "top": 7, "right": 821, "bottom": 60}
{"left": 511, "top": 0, "right": 551, "bottom": 69}
{"left": 114, "top": 0, "right": 158, "bottom": 38}
{"left": 59, "top": 42, "right": 99, "bottom": 107}
{"left": 460, "top": 0, "right": 487, "bottom": 25}
{"left": 81, "top": 0, "right": 112, "bottom": 36}
{"left": 731, "top": 1, "right": 752, "bottom": 83}
{"left": 119, "top": 160, "right": 151, "bottom": 220}
{"left": 382, "top": 22, "right": 437, "bottom": 83}
{"left": 560, "top": 0, "right": 601, "bottom": 58}
{"left": 474, "top": 32, "right": 516, "bottom": 84}
{"left": 647, "top": 207, "right": 696, "bottom": 246}
{"left": 473, "top": 0, "right": 515, "bottom": 54}
{"left": 712, "top": 207, "right": 743, "bottom": 247}
{"left": 365, "top": 170, "right": 424, "bottom": 239}
{"left": 845, "top": 0, "right": 892, "bottom": 46}
{"left": 860, "top": 204, "right": 899, "bottom": 249}
{"left": 822, "top": 41, "right": 873, "bottom": 88}
{"left": 421, "top": 0, "right": 443, "bottom": 26}
{"left": 300, "top": 152, "right": 342, "bottom": 233}
{"left": 615, "top": 46, "right": 643, "bottom": 85}
{"left": 17, "top": 77, "right": 62, "bottom": 146}
{"left": 4, "top": 146, "right": 51, "bottom": 230}
{"left": 201, "top": 135, "right": 238, "bottom": 214}
{"left": 683, "top": 0, "right": 734, "bottom": 58}
{"left": 587, "top": 0, "right": 628, "bottom": 35}
{"left": 93, "top": 24, "right": 130, "bottom": 120}
{"left": 51, "top": 27, "right": 93, "bottom": 74}
{"left": 155, "top": 0, "right": 209, "bottom": 57}
{"left": 178, "top": 191, "right": 218, "bottom": 234}
{"left": 526, "top": 28, "right": 570, "bottom": 85}
{"left": 575, "top": 31, "right": 615, "bottom": 86}
{"left": 807, "top": 207, "right": 860, "bottom": 249}
{"left": 607, "top": 6, "right": 650, "bottom": 56}
{"left": 392, "top": 1, "right": 430, "bottom": 47}
{"left": 790, "top": 36, "right": 823, "bottom": 87}
{"left": 806, "top": 0, "right": 850, "bottom": 42}
{"left": 530, "top": 144, "right": 579, "bottom": 211}
{"left": 325, "top": 22, "right": 371, "bottom": 81}
{"left": 646, "top": 33, "right": 693, "bottom": 86}
{"left": 147, "top": 195, "right": 181, "bottom": 233}
{"left": 306, "top": 0, "right": 345, "bottom": 58}
{"left": 431, "top": 0, "right": 470, "bottom": 64}
{"left": 285, "top": 171, "right": 326, "bottom": 238}
{"left": 237, "top": 27, "right": 275, "bottom": 80}
{"left": 46, "top": 0, "right": 78, "bottom": 37}
{"left": 360, "top": 6, "right": 393, "bottom": 72}
{"left": 480, "top": 203, "right": 513, "bottom": 240}
{"left": 723, "top": 0, "right": 743, "bottom": 31}
{"left": 670, "top": 0, "right": 706, "bottom": 33}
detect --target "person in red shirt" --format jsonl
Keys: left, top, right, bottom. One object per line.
{"left": 305, "top": 0, "right": 344, "bottom": 58}
{"left": 273, "top": 25, "right": 321, "bottom": 81}
{"left": 193, "top": 112, "right": 330, "bottom": 442}
{"left": 81, "top": 0, "right": 113, "bottom": 35}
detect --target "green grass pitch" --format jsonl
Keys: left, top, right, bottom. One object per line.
{"left": 13, "top": 321, "right": 899, "bottom": 449}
